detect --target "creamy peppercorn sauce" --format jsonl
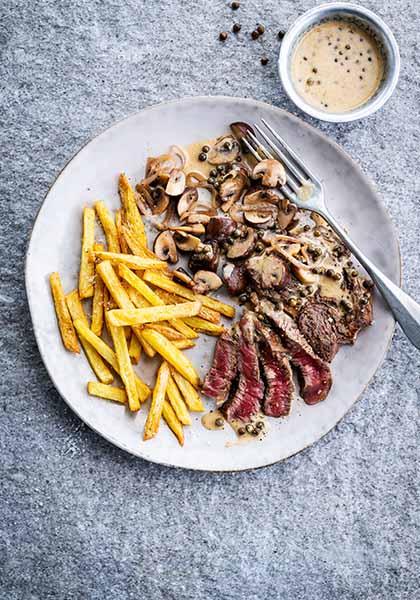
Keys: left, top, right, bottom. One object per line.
{"left": 291, "top": 20, "right": 384, "bottom": 113}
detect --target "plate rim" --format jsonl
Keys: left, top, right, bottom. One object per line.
{"left": 25, "top": 95, "right": 401, "bottom": 472}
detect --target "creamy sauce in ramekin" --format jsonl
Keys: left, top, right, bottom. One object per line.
{"left": 291, "top": 20, "right": 384, "bottom": 113}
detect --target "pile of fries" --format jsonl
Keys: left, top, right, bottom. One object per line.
{"left": 49, "top": 174, "right": 235, "bottom": 445}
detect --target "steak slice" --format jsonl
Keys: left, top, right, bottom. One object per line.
{"left": 222, "top": 312, "right": 264, "bottom": 421}
{"left": 297, "top": 300, "right": 340, "bottom": 362}
{"left": 262, "top": 304, "right": 332, "bottom": 405}
{"left": 255, "top": 322, "right": 294, "bottom": 417}
{"left": 201, "top": 326, "right": 239, "bottom": 406}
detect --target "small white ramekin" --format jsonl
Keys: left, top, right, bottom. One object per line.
{"left": 278, "top": 2, "right": 400, "bottom": 123}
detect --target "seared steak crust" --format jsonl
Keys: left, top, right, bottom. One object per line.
{"left": 202, "top": 326, "right": 239, "bottom": 406}
{"left": 256, "top": 322, "right": 295, "bottom": 417}
{"left": 222, "top": 312, "right": 264, "bottom": 421}
{"left": 297, "top": 300, "right": 340, "bottom": 362}
{"left": 262, "top": 306, "right": 332, "bottom": 405}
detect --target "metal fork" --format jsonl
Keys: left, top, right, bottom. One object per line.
{"left": 241, "top": 119, "right": 420, "bottom": 351}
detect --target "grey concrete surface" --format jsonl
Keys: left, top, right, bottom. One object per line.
{"left": 1, "top": 1, "right": 419, "bottom": 598}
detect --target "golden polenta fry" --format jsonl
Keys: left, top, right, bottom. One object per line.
{"left": 118, "top": 265, "right": 197, "bottom": 339}
{"left": 144, "top": 362, "right": 170, "bottom": 440}
{"left": 49, "top": 272, "right": 80, "bottom": 353}
{"left": 87, "top": 381, "right": 127, "bottom": 404}
{"left": 107, "top": 315, "right": 140, "bottom": 412}
{"left": 115, "top": 209, "right": 129, "bottom": 254}
{"left": 79, "top": 207, "right": 95, "bottom": 298}
{"left": 94, "top": 201, "right": 120, "bottom": 253}
{"left": 107, "top": 301, "right": 201, "bottom": 327}
{"left": 183, "top": 317, "right": 225, "bottom": 336}
{"left": 94, "top": 250, "right": 165, "bottom": 271}
{"left": 73, "top": 319, "right": 150, "bottom": 402}
{"left": 118, "top": 173, "right": 148, "bottom": 248}
{"left": 143, "top": 271, "right": 235, "bottom": 318}
{"left": 162, "top": 400, "right": 184, "bottom": 446}
{"left": 166, "top": 373, "right": 191, "bottom": 425}
{"left": 66, "top": 290, "right": 113, "bottom": 384}
{"left": 141, "top": 329, "right": 200, "bottom": 388}
{"left": 128, "top": 333, "right": 142, "bottom": 364}
{"left": 170, "top": 368, "right": 205, "bottom": 412}
{"left": 91, "top": 243, "right": 105, "bottom": 336}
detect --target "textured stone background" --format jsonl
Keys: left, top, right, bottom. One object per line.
{"left": 1, "top": 1, "right": 419, "bottom": 598}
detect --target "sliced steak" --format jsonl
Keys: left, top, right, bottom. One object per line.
{"left": 222, "top": 263, "right": 248, "bottom": 296}
{"left": 206, "top": 216, "right": 237, "bottom": 243}
{"left": 202, "top": 325, "right": 239, "bottom": 406}
{"left": 262, "top": 304, "right": 332, "bottom": 405}
{"left": 245, "top": 254, "right": 290, "bottom": 291}
{"left": 297, "top": 300, "right": 340, "bottom": 362}
{"left": 255, "top": 322, "right": 294, "bottom": 417}
{"left": 222, "top": 312, "right": 264, "bottom": 421}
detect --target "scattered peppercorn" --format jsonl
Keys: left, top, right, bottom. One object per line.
{"left": 202, "top": 145, "right": 210, "bottom": 152}
{"left": 219, "top": 31, "right": 228, "bottom": 42}
{"left": 303, "top": 224, "right": 311, "bottom": 231}
{"left": 239, "top": 293, "right": 248, "bottom": 304}
{"left": 261, "top": 56, "right": 269, "bottom": 66}
{"left": 351, "top": 269, "right": 358, "bottom": 277}
{"left": 363, "top": 279, "right": 374, "bottom": 290}
{"left": 314, "top": 230, "right": 321, "bottom": 237}
{"left": 251, "top": 30, "right": 259, "bottom": 40}
{"left": 215, "top": 417, "right": 224, "bottom": 427}
{"left": 198, "top": 152, "right": 207, "bottom": 162}
{"left": 207, "top": 177, "right": 216, "bottom": 185}
{"left": 210, "top": 168, "right": 217, "bottom": 177}
{"left": 256, "top": 421, "right": 264, "bottom": 430}
{"left": 232, "top": 23, "right": 241, "bottom": 33}
{"left": 278, "top": 30, "right": 285, "bottom": 40}
{"left": 238, "top": 427, "right": 246, "bottom": 436}
{"left": 231, "top": 1, "right": 240, "bottom": 9}
{"left": 256, "top": 24, "right": 265, "bottom": 35}
{"left": 245, "top": 424, "right": 254, "bottom": 434}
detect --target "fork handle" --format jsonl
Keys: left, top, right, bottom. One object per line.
{"left": 320, "top": 210, "right": 420, "bottom": 350}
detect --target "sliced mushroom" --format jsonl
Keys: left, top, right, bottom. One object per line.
{"left": 149, "top": 186, "right": 170, "bottom": 215}
{"left": 177, "top": 188, "right": 198, "bottom": 218}
{"left": 134, "top": 189, "right": 152, "bottom": 216}
{"left": 166, "top": 169, "right": 186, "bottom": 196}
{"left": 244, "top": 210, "right": 274, "bottom": 227}
{"left": 277, "top": 199, "right": 298, "bottom": 230}
{"left": 228, "top": 203, "right": 245, "bottom": 224}
{"left": 172, "top": 268, "right": 193, "bottom": 286}
{"left": 245, "top": 255, "right": 290, "bottom": 290}
{"left": 226, "top": 228, "right": 256, "bottom": 260}
{"left": 293, "top": 265, "right": 318, "bottom": 284}
{"left": 192, "top": 270, "right": 223, "bottom": 294}
{"left": 253, "top": 159, "right": 287, "bottom": 187}
{"left": 157, "top": 223, "right": 206, "bottom": 235}
{"left": 173, "top": 232, "right": 203, "bottom": 252}
{"left": 243, "top": 189, "right": 279, "bottom": 205}
{"left": 145, "top": 154, "right": 176, "bottom": 184}
{"left": 186, "top": 171, "right": 208, "bottom": 187}
{"left": 219, "top": 168, "right": 249, "bottom": 210}
{"left": 169, "top": 145, "right": 188, "bottom": 169}
{"left": 153, "top": 231, "right": 178, "bottom": 263}
{"left": 207, "top": 135, "right": 241, "bottom": 165}
{"left": 188, "top": 240, "right": 220, "bottom": 273}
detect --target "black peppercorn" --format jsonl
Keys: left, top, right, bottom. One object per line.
{"left": 231, "top": 1, "right": 240, "bottom": 9}
{"left": 202, "top": 145, "right": 210, "bottom": 153}
{"left": 215, "top": 418, "right": 224, "bottom": 427}
{"left": 245, "top": 424, "right": 254, "bottom": 434}
{"left": 232, "top": 23, "right": 241, "bottom": 33}
{"left": 261, "top": 56, "right": 269, "bottom": 66}
{"left": 251, "top": 30, "right": 259, "bottom": 40}
{"left": 257, "top": 24, "right": 265, "bottom": 35}
{"left": 210, "top": 168, "right": 217, "bottom": 177}
{"left": 198, "top": 152, "right": 207, "bottom": 162}
{"left": 219, "top": 31, "right": 228, "bottom": 42}
{"left": 207, "top": 177, "right": 216, "bottom": 185}
{"left": 238, "top": 427, "right": 246, "bottom": 435}
{"left": 278, "top": 30, "right": 285, "bottom": 40}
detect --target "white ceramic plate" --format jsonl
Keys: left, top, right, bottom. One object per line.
{"left": 26, "top": 96, "right": 400, "bottom": 471}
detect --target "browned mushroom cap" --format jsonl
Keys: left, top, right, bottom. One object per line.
{"left": 166, "top": 169, "right": 186, "bottom": 196}
{"left": 226, "top": 228, "right": 256, "bottom": 260}
{"left": 192, "top": 271, "right": 223, "bottom": 294}
{"left": 245, "top": 254, "right": 290, "bottom": 289}
{"left": 145, "top": 154, "right": 177, "bottom": 184}
{"left": 253, "top": 159, "right": 287, "bottom": 187}
{"left": 173, "top": 232, "right": 203, "bottom": 252}
{"left": 277, "top": 199, "right": 298, "bottom": 230}
{"left": 219, "top": 168, "right": 250, "bottom": 211}
{"left": 208, "top": 135, "right": 241, "bottom": 165}
{"left": 177, "top": 188, "right": 198, "bottom": 219}
{"left": 172, "top": 268, "right": 193, "bottom": 287}
{"left": 148, "top": 186, "right": 170, "bottom": 215}
{"left": 153, "top": 231, "right": 178, "bottom": 263}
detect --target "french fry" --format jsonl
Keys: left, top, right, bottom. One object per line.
{"left": 94, "top": 251, "right": 166, "bottom": 271}
{"left": 91, "top": 243, "right": 105, "bottom": 336}
{"left": 107, "top": 301, "right": 201, "bottom": 327}
{"left": 144, "top": 361, "right": 170, "bottom": 440}
{"left": 128, "top": 333, "right": 142, "bottom": 364}
{"left": 166, "top": 373, "right": 191, "bottom": 425}
{"left": 94, "top": 201, "right": 120, "bottom": 252}
{"left": 141, "top": 329, "right": 200, "bottom": 387}
{"left": 107, "top": 315, "right": 140, "bottom": 412}
{"left": 143, "top": 271, "right": 235, "bottom": 318}
{"left": 159, "top": 290, "right": 220, "bottom": 324}
{"left": 115, "top": 209, "right": 129, "bottom": 254}
{"left": 118, "top": 173, "right": 148, "bottom": 247}
{"left": 79, "top": 207, "right": 95, "bottom": 298}
{"left": 73, "top": 319, "right": 150, "bottom": 402}
{"left": 172, "top": 339, "right": 196, "bottom": 350}
{"left": 96, "top": 260, "right": 155, "bottom": 357}
{"left": 49, "top": 273, "right": 80, "bottom": 353}
{"left": 162, "top": 400, "right": 184, "bottom": 446}
{"left": 145, "top": 323, "right": 186, "bottom": 341}
{"left": 183, "top": 316, "right": 225, "bottom": 336}
{"left": 119, "top": 265, "right": 197, "bottom": 339}
{"left": 87, "top": 381, "right": 127, "bottom": 404}
{"left": 122, "top": 224, "right": 157, "bottom": 260}
{"left": 171, "top": 368, "right": 205, "bottom": 412}
{"left": 66, "top": 290, "right": 113, "bottom": 384}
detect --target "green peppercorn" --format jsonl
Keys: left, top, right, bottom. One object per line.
{"left": 202, "top": 145, "right": 210, "bottom": 153}
{"left": 332, "top": 272, "right": 341, "bottom": 281}
{"left": 257, "top": 24, "right": 265, "bottom": 34}
{"left": 351, "top": 269, "right": 358, "bottom": 277}
{"left": 238, "top": 427, "right": 246, "bottom": 436}
{"left": 313, "top": 230, "right": 321, "bottom": 237}
{"left": 210, "top": 168, "right": 217, "bottom": 177}
{"left": 303, "top": 224, "right": 311, "bottom": 231}
{"left": 251, "top": 30, "right": 259, "bottom": 40}
{"left": 288, "top": 297, "right": 297, "bottom": 307}
{"left": 245, "top": 424, "right": 254, "bottom": 434}
{"left": 214, "top": 181, "right": 220, "bottom": 189}
{"left": 239, "top": 293, "right": 248, "bottom": 304}
{"left": 215, "top": 417, "right": 224, "bottom": 427}
{"left": 326, "top": 268, "right": 335, "bottom": 278}
{"left": 217, "top": 165, "right": 225, "bottom": 173}
{"left": 256, "top": 421, "right": 264, "bottom": 430}
{"left": 219, "top": 31, "right": 228, "bottom": 42}
{"left": 198, "top": 152, "right": 207, "bottom": 162}
{"left": 223, "top": 140, "right": 232, "bottom": 151}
